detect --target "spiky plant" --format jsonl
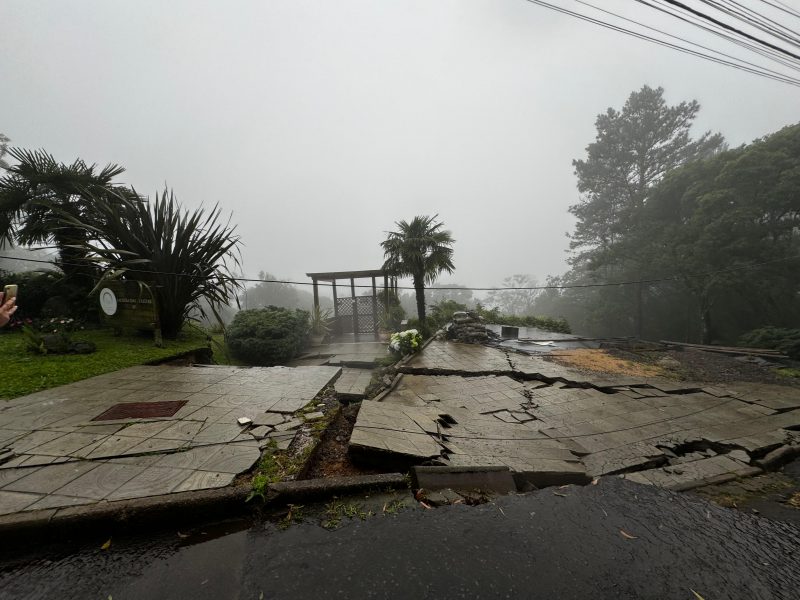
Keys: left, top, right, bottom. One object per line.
{"left": 64, "top": 187, "right": 242, "bottom": 338}
{"left": 381, "top": 215, "right": 455, "bottom": 327}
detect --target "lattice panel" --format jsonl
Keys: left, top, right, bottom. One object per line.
{"left": 335, "top": 296, "right": 383, "bottom": 334}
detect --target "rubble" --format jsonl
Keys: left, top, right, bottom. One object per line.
{"left": 441, "top": 311, "right": 498, "bottom": 344}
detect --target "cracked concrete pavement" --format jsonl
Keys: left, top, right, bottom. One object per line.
{"left": 351, "top": 339, "right": 800, "bottom": 489}
{"left": 0, "top": 364, "right": 340, "bottom": 517}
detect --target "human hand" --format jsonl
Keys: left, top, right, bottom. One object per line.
{"left": 0, "top": 293, "right": 17, "bottom": 327}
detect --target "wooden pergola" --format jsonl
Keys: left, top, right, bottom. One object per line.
{"left": 306, "top": 269, "right": 398, "bottom": 340}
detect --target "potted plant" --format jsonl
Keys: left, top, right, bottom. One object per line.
{"left": 309, "top": 306, "right": 333, "bottom": 346}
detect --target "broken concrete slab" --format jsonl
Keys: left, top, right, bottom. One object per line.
{"left": 334, "top": 367, "right": 373, "bottom": 400}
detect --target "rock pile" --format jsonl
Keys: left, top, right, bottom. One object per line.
{"left": 442, "top": 311, "right": 498, "bottom": 344}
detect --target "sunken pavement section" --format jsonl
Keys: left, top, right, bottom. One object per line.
{"left": 351, "top": 340, "right": 800, "bottom": 490}
{"left": 0, "top": 365, "right": 340, "bottom": 516}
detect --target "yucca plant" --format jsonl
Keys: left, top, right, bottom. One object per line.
{"left": 62, "top": 187, "right": 242, "bottom": 338}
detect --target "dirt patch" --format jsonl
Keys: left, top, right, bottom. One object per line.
{"left": 549, "top": 348, "right": 666, "bottom": 378}
{"left": 303, "top": 403, "right": 385, "bottom": 479}
{"left": 605, "top": 346, "right": 800, "bottom": 386}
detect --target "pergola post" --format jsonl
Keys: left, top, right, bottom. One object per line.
{"left": 332, "top": 280, "right": 339, "bottom": 335}
{"left": 350, "top": 277, "right": 359, "bottom": 337}
{"left": 371, "top": 276, "right": 378, "bottom": 340}
{"left": 306, "top": 269, "right": 387, "bottom": 341}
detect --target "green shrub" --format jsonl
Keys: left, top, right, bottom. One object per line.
{"left": 474, "top": 304, "right": 571, "bottom": 334}
{"left": 739, "top": 327, "right": 800, "bottom": 360}
{"left": 4, "top": 271, "right": 95, "bottom": 322}
{"left": 427, "top": 299, "right": 469, "bottom": 331}
{"left": 226, "top": 306, "right": 310, "bottom": 366}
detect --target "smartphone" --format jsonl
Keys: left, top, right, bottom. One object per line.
{"left": 3, "top": 284, "right": 17, "bottom": 302}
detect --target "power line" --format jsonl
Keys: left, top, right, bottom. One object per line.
{"left": 761, "top": 0, "right": 800, "bottom": 20}
{"left": 707, "top": 0, "right": 800, "bottom": 49}
{"left": 523, "top": 0, "right": 800, "bottom": 86}
{"left": 574, "top": 0, "right": 800, "bottom": 80}
{"left": 642, "top": 0, "right": 800, "bottom": 73}
{"left": 1, "top": 253, "right": 798, "bottom": 292}
{"left": 660, "top": 0, "right": 800, "bottom": 60}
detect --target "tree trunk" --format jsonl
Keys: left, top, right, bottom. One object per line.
{"left": 699, "top": 291, "right": 713, "bottom": 345}
{"left": 413, "top": 275, "right": 426, "bottom": 326}
{"left": 635, "top": 281, "right": 644, "bottom": 340}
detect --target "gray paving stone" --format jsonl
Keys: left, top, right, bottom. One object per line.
{"left": 249, "top": 426, "right": 272, "bottom": 439}
{"left": 26, "top": 494, "right": 97, "bottom": 510}
{"left": 253, "top": 412, "right": 285, "bottom": 427}
{"left": 274, "top": 419, "right": 303, "bottom": 432}
{"left": 0, "top": 490, "right": 44, "bottom": 515}
{"left": 172, "top": 470, "right": 235, "bottom": 493}
{"left": 3, "top": 461, "right": 98, "bottom": 494}
{"left": 334, "top": 368, "right": 374, "bottom": 399}
{"left": 54, "top": 463, "right": 146, "bottom": 500}
{"left": 105, "top": 466, "right": 192, "bottom": 501}
{"left": 152, "top": 446, "right": 222, "bottom": 470}
{"left": 198, "top": 445, "right": 260, "bottom": 474}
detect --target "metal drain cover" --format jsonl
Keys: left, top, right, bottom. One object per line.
{"left": 92, "top": 400, "right": 188, "bottom": 421}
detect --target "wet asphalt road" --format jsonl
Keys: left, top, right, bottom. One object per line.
{"left": 2, "top": 478, "right": 799, "bottom": 600}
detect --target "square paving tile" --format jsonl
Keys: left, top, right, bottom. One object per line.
{"left": 173, "top": 470, "right": 235, "bottom": 493}
{"left": 3, "top": 461, "right": 99, "bottom": 494}
{"left": 0, "top": 490, "right": 45, "bottom": 515}
{"left": 105, "top": 466, "right": 192, "bottom": 501}
{"left": 54, "top": 463, "right": 146, "bottom": 500}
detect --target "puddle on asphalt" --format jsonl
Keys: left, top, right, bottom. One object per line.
{"left": 0, "top": 489, "right": 417, "bottom": 599}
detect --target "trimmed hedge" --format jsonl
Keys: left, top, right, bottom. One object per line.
{"left": 226, "top": 306, "right": 310, "bottom": 366}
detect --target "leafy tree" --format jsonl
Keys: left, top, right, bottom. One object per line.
{"left": 570, "top": 85, "right": 724, "bottom": 262}
{"left": 381, "top": 215, "right": 455, "bottom": 327}
{"left": 426, "top": 284, "right": 474, "bottom": 308}
{"left": 566, "top": 85, "right": 725, "bottom": 337}
{"left": 0, "top": 134, "right": 10, "bottom": 170}
{"left": 65, "top": 187, "right": 242, "bottom": 338}
{"left": 485, "top": 274, "right": 540, "bottom": 316}
{"left": 0, "top": 148, "right": 126, "bottom": 286}
{"left": 640, "top": 124, "right": 800, "bottom": 342}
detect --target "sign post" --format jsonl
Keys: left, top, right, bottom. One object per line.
{"left": 98, "top": 281, "right": 163, "bottom": 347}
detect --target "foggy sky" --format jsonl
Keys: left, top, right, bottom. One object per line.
{"left": 2, "top": 0, "right": 798, "bottom": 295}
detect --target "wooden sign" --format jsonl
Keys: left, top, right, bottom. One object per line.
{"left": 97, "top": 280, "right": 162, "bottom": 345}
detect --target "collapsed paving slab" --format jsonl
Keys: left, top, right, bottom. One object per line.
{"left": 351, "top": 340, "right": 800, "bottom": 492}
{"left": 350, "top": 374, "right": 590, "bottom": 487}
{"left": 334, "top": 367, "right": 374, "bottom": 400}
{"left": 0, "top": 364, "right": 340, "bottom": 516}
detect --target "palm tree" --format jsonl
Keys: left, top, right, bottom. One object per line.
{"left": 381, "top": 215, "right": 455, "bottom": 328}
{"left": 0, "top": 147, "right": 125, "bottom": 286}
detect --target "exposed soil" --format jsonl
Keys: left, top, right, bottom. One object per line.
{"left": 549, "top": 348, "right": 666, "bottom": 378}
{"left": 547, "top": 344, "right": 800, "bottom": 387}
{"left": 303, "top": 403, "right": 386, "bottom": 479}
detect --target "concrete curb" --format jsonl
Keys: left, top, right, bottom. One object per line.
{"left": 268, "top": 473, "right": 406, "bottom": 502}
{"left": 0, "top": 473, "right": 406, "bottom": 547}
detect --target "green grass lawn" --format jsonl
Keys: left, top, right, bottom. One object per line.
{"left": 0, "top": 327, "right": 213, "bottom": 400}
